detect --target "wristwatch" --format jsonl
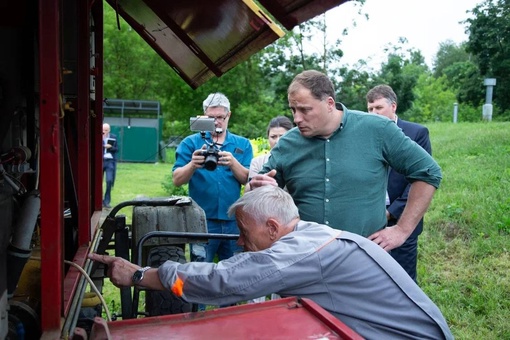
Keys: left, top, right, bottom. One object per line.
{"left": 132, "top": 266, "right": 151, "bottom": 285}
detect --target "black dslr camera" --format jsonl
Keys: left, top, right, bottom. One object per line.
{"left": 201, "top": 143, "right": 220, "bottom": 171}
{"left": 190, "top": 116, "right": 222, "bottom": 171}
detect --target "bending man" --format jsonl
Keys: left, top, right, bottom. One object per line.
{"left": 89, "top": 186, "right": 453, "bottom": 340}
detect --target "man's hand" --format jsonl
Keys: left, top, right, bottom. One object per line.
{"left": 190, "top": 147, "right": 207, "bottom": 169}
{"left": 218, "top": 151, "right": 236, "bottom": 167}
{"left": 246, "top": 170, "right": 278, "bottom": 191}
{"left": 368, "top": 225, "right": 409, "bottom": 252}
{"left": 88, "top": 253, "right": 140, "bottom": 288}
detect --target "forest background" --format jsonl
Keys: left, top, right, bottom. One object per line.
{"left": 103, "top": 0, "right": 510, "bottom": 142}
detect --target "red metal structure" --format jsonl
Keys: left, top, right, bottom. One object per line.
{"left": 90, "top": 297, "right": 363, "bottom": 339}
{"left": 0, "top": 0, "right": 350, "bottom": 338}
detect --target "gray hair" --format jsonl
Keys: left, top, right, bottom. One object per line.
{"left": 366, "top": 84, "right": 397, "bottom": 105}
{"left": 203, "top": 92, "right": 230, "bottom": 113}
{"left": 228, "top": 186, "right": 299, "bottom": 226}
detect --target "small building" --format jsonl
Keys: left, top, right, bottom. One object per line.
{"left": 103, "top": 99, "right": 164, "bottom": 163}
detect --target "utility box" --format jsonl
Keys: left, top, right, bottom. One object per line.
{"left": 103, "top": 99, "right": 163, "bottom": 163}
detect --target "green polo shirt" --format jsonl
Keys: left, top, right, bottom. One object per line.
{"left": 260, "top": 103, "right": 442, "bottom": 237}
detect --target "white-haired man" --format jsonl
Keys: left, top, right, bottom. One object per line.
{"left": 172, "top": 93, "right": 253, "bottom": 265}
{"left": 90, "top": 186, "right": 453, "bottom": 340}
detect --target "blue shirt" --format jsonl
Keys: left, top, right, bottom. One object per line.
{"left": 173, "top": 131, "right": 253, "bottom": 220}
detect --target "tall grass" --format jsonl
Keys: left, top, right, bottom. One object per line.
{"left": 104, "top": 122, "right": 510, "bottom": 338}
{"left": 420, "top": 122, "right": 510, "bottom": 339}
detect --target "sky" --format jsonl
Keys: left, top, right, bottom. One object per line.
{"left": 315, "top": 0, "right": 483, "bottom": 70}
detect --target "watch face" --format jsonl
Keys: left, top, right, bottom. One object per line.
{"left": 132, "top": 270, "right": 143, "bottom": 284}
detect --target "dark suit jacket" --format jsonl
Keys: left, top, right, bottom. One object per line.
{"left": 104, "top": 133, "right": 118, "bottom": 160}
{"left": 387, "top": 119, "right": 431, "bottom": 238}
{"left": 104, "top": 132, "right": 118, "bottom": 185}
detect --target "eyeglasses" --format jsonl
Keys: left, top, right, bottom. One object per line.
{"left": 206, "top": 115, "right": 228, "bottom": 122}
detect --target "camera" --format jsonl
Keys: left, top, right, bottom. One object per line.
{"left": 201, "top": 144, "right": 220, "bottom": 171}
{"left": 189, "top": 115, "right": 223, "bottom": 171}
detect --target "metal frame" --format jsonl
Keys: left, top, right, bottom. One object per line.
{"left": 38, "top": 0, "right": 105, "bottom": 336}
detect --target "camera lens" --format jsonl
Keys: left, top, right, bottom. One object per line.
{"left": 204, "top": 154, "right": 218, "bottom": 171}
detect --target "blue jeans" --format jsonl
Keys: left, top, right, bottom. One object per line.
{"left": 190, "top": 219, "right": 242, "bottom": 263}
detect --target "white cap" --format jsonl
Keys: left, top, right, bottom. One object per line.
{"left": 203, "top": 92, "right": 230, "bottom": 112}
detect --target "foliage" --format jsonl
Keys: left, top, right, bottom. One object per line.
{"left": 374, "top": 51, "right": 429, "bottom": 116}
{"left": 433, "top": 40, "right": 472, "bottom": 78}
{"left": 408, "top": 74, "right": 457, "bottom": 122}
{"left": 161, "top": 174, "right": 189, "bottom": 196}
{"left": 336, "top": 64, "right": 373, "bottom": 110}
{"left": 103, "top": 0, "right": 510, "bottom": 144}
{"left": 250, "top": 137, "right": 270, "bottom": 157}
{"left": 103, "top": 5, "right": 179, "bottom": 102}
{"left": 465, "top": 0, "right": 510, "bottom": 113}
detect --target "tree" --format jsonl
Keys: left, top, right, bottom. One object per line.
{"left": 408, "top": 74, "right": 458, "bottom": 122}
{"left": 432, "top": 41, "right": 484, "bottom": 108}
{"left": 373, "top": 49, "right": 429, "bottom": 118}
{"left": 336, "top": 63, "right": 374, "bottom": 111}
{"left": 465, "top": 0, "right": 510, "bottom": 115}
{"left": 103, "top": 5, "right": 178, "bottom": 101}
{"left": 433, "top": 40, "right": 471, "bottom": 78}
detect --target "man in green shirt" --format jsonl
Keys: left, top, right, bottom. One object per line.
{"left": 247, "top": 70, "right": 441, "bottom": 252}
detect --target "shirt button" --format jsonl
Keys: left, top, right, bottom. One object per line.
{"left": 325, "top": 199, "right": 329, "bottom": 203}
{"left": 326, "top": 178, "right": 330, "bottom": 182}
{"left": 326, "top": 158, "right": 330, "bottom": 162}
{"left": 325, "top": 221, "right": 329, "bottom": 225}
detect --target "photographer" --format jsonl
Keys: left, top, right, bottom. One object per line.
{"left": 173, "top": 93, "right": 253, "bottom": 272}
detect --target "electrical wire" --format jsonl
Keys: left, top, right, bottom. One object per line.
{"left": 64, "top": 260, "right": 112, "bottom": 322}
{"left": 30, "top": 257, "right": 112, "bottom": 322}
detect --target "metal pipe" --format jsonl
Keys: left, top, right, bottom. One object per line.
{"left": 7, "top": 190, "right": 41, "bottom": 295}
{"left": 11, "top": 190, "right": 40, "bottom": 250}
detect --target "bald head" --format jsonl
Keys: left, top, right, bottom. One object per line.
{"left": 103, "top": 123, "right": 110, "bottom": 136}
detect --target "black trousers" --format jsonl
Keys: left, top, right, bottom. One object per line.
{"left": 390, "top": 234, "right": 419, "bottom": 283}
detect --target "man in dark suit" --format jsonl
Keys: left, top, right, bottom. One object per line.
{"left": 102, "top": 123, "right": 118, "bottom": 209}
{"left": 366, "top": 85, "right": 432, "bottom": 283}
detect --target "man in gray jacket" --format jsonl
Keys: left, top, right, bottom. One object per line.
{"left": 89, "top": 186, "right": 453, "bottom": 339}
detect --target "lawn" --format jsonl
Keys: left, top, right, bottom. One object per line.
{"left": 102, "top": 122, "right": 510, "bottom": 339}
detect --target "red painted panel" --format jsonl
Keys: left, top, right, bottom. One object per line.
{"left": 39, "top": 0, "right": 64, "bottom": 333}
{"left": 77, "top": 0, "right": 92, "bottom": 246}
{"left": 91, "top": 297, "right": 363, "bottom": 340}
{"left": 92, "top": 2, "right": 104, "bottom": 214}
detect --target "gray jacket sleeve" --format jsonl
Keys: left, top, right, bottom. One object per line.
{"left": 158, "top": 251, "right": 288, "bottom": 305}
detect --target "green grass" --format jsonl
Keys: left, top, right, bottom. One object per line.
{"left": 419, "top": 122, "right": 510, "bottom": 339}
{"left": 102, "top": 122, "right": 510, "bottom": 337}
{"left": 106, "top": 159, "right": 173, "bottom": 223}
